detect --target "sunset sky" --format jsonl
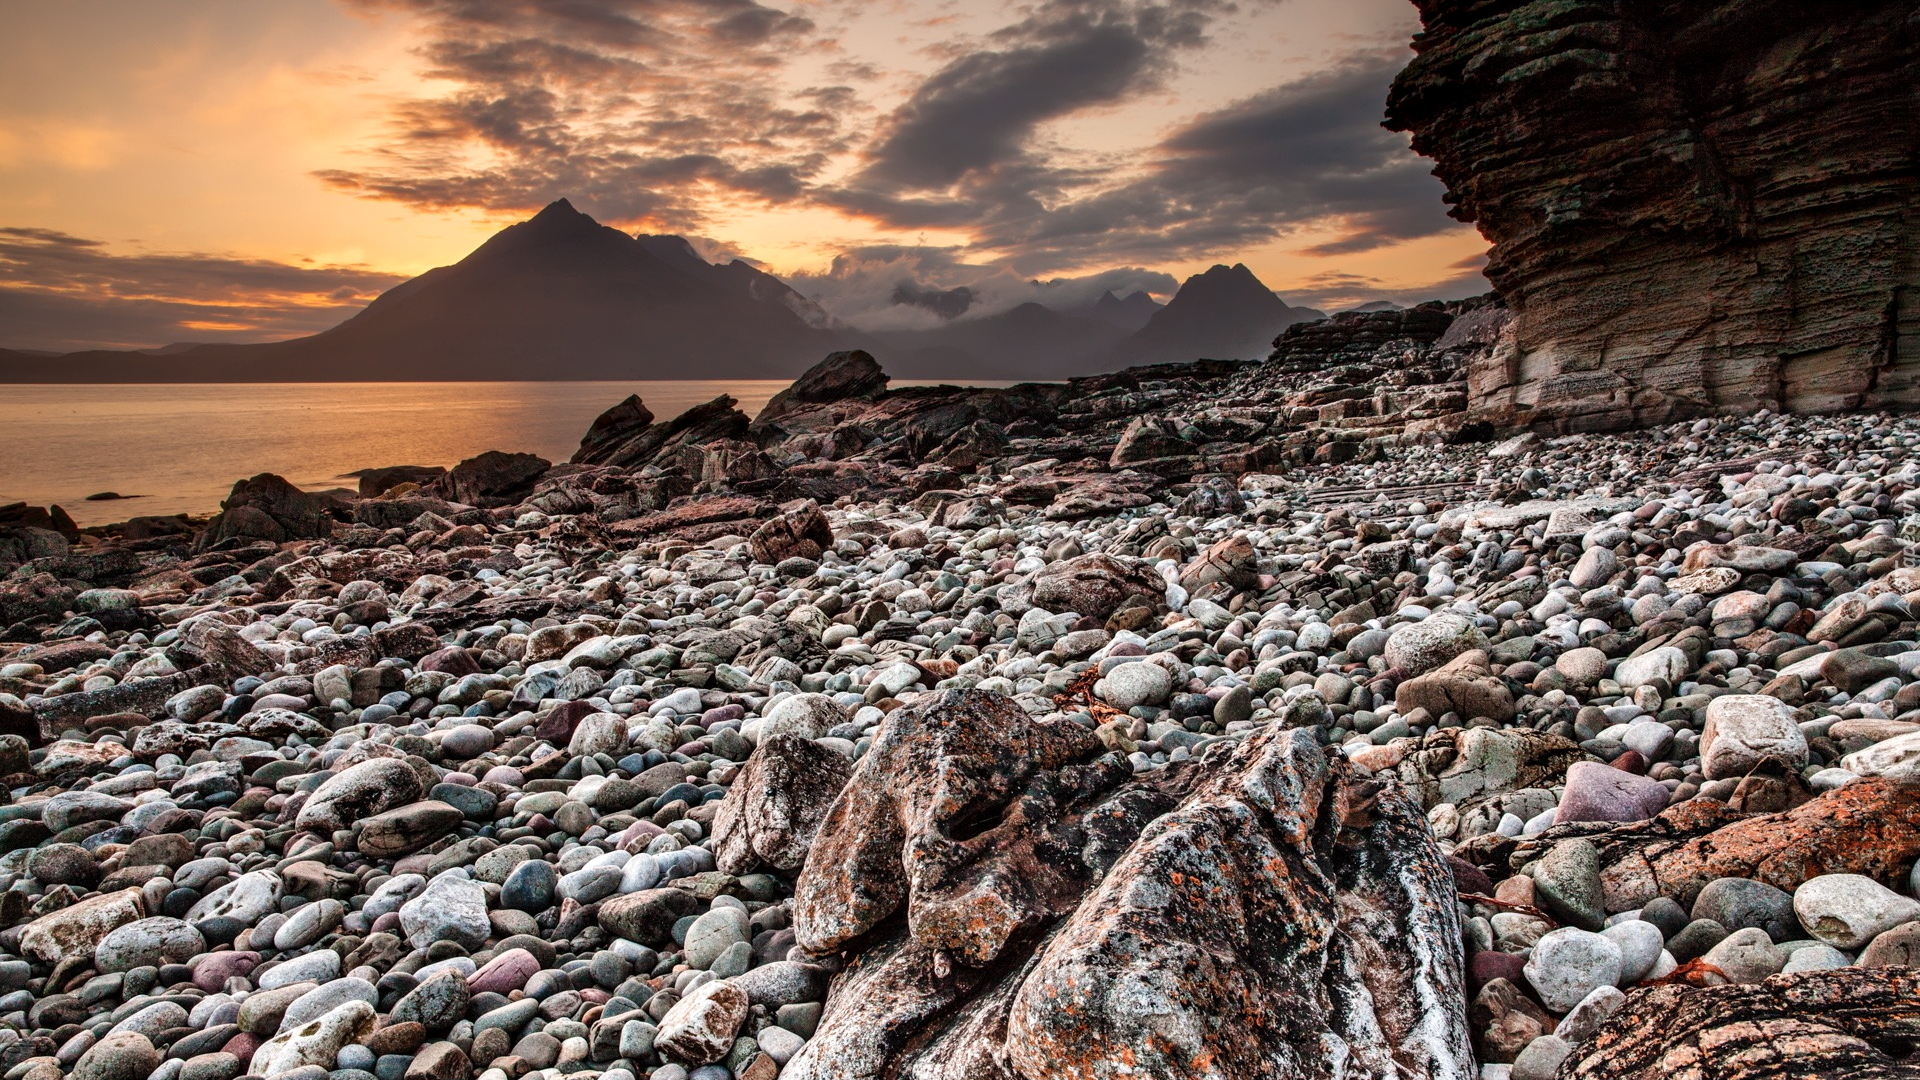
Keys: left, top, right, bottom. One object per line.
{"left": 0, "top": 0, "right": 1489, "bottom": 352}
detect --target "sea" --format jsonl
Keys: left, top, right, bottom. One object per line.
{"left": 0, "top": 381, "right": 1017, "bottom": 527}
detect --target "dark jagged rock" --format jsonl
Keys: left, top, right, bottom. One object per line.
{"left": 753, "top": 350, "right": 890, "bottom": 430}
{"left": 575, "top": 396, "right": 752, "bottom": 471}
{"left": 198, "top": 474, "right": 348, "bottom": 549}
{"left": 570, "top": 395, "right": 655, "bottom": 465}
{"left": 428, "top": 451, "right": 551, "bottom": 507}
{"left": 785, "top": 690, "right": 1472, "bottom": 1080}
{"left": 352, "top": 465, "right": 447, "bottom": 498}
{"left": 1386, "top": 0, "right": 1920, "bottom": 432}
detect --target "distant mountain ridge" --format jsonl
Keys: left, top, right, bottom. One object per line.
{"left": 0, "top": 202, "right": 1327, "bottom": 382}
{"left": 0, "top": 199, "right": 857, "bottom": 382}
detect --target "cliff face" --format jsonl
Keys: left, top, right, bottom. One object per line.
{"left": 1386, "top": 0, "right": 1920, "bottom": 432}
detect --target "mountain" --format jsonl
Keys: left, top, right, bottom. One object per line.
{"left": 859, "top": 266, "right": 1321, "bottom": 379}
{"left": 0, "top": 200, "right": 861, "bottom": 382}
{"left": 1075, "top": 290, "right": 1163, "bottom": 331}
{"left": 870, "top": 303, "right": 1132, "bottom": 379}
{"left": 1102, "top": 264, "right": 1322, "bottom": 365}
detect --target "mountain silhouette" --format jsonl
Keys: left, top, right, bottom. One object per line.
{"left": 1077, "top": 290, "right": 1163, "bottom": 331}
{"left": 1101, "top": 264, "right": 1322, "bottom": 365}
{"left": 0, "top": 199, "right": 859, "bottom": 382}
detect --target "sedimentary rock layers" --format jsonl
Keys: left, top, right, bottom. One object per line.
{"left": 1386, "top": 0, "right": 1920, "bottom": 432}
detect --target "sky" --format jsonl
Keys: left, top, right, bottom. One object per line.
{"left": 0, "top": 0, "right": 1488, "bottom": 352}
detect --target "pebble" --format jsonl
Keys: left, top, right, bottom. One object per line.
{"left": 1523, "top": 929, "right": 1622, "bottom": 1012}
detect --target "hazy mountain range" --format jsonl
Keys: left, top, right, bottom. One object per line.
{"left": 0, "top": 200, "right": 1325, "bottom": 382}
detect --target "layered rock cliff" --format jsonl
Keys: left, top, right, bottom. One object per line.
{"left": 1386, "top": 0, "right": 1920, "bottom": 432}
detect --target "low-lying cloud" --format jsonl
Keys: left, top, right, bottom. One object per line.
{"left": 0, "top": 227, "right": 404, "bottom": 352}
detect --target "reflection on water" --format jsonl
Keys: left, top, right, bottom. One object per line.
{"left": 0, "top": 380, "right": 1010, "bottom": 527}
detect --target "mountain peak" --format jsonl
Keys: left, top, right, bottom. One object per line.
{"left": 523, "top": 197, "right": 600, "bottom": 234}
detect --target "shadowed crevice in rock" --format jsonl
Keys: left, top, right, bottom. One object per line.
{"left": 784, "top": 688, "right": 1474, "bottom": 1080}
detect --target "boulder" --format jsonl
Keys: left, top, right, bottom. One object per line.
{"left": 782, "top": 689, "right": 1472, "bottom": 1080}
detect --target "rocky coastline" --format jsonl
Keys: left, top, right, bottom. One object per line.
{"left": 4, "top": 324, "right": 1920, "bottom": 1080}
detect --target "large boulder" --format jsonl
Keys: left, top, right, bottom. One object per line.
{"left": 572, "top": 395, "right": 655, "bottom": 465}
{"left": 783, "top": 689, "right": 1472, "bottom": 1080}
{"left": 198, "top": 473, "right": 347, "bottom": 548}
{"left": 748, "top": 502, "right": 835, "bottom": 566}
{"left": 296, "top": 759, "right": 426, "bottom": 835}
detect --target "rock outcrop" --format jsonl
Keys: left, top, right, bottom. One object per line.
{"left": 784, "top": 689, "right": 1473, "bottom": 1080}
{"left": 1386, "top": 0, "right": 1920, "bottom": 432}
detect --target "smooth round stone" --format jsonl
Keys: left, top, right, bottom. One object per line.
{"left": 1097, "top": 662, "right": 1171, "bottom": 709}
{"left": 1523, "top": 928, "right": 1622, "bottom": 1012}
{"left": 441, "top": 724, "right": 495, "bottom": 759}
{"left": 337, "top": 1044, "right": 377, "bottom": 1073}
{"left": 1554, "top": 648, "right": 1608, "bottom": 686}
{"left": 1692, "top": 878, "right": 1797, "bottom": 941}
{"left": 95, "top": 917, "right": 205, "bottom": 973}
{"left": 258, "top": 948, "right": 341, "bottom": 990}
{"left": 468, "top": 948, "right": 540, "bottom": 995}
{"left": 1600, "top": 919, "right": 1663, "bottom": 985}
{"left": 482, "top": 766, "right": 523, "bottom": 786}
{"left": 1701, "top": 695, "right": 1808, "bottom": 780}
{"left": 1783, "top": 942, "right": 1852, "bottom": 972}
{"left": 1701, "top": 927, "right": 1786, "bottom": 984}
{"left": 275, "top": 900, "right": 345, "bottom": 951}
{"left": 431, "top": 783, "right": 498, "bottom": 820}
{"left": 1667, "top": 919, "right": 1729, "bottom": 962}
{"left": 1794, "top": 873, "right": 1920, "bottom": 949}
{"left": 683, "top": 909, "right": 750, "bottom": 971}
{"left": 502, "top": 859, "right": 558, "bottom": 913}
{"left": 1553, "top": 761, "right": 1670, "bottom": 826}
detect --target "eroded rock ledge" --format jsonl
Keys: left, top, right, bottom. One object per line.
{"left": 1386, "top": 0, "right": 1920, "bottom": 433}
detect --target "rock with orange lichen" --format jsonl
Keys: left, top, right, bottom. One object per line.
{"left": 1564, "top": 969, "right": 1920, "bottom": 1080}
{"left": 1489, "top": 777, "right": 1920, "bottom": 914}
{"left": 782, "top": 690, "right": 1474, "bottom": 1080}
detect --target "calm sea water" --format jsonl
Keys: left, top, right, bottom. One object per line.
{"left": 0, "top": 381, "right": 1012, "bottom": 527}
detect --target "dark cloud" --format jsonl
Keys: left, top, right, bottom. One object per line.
{"left": 0, "top": 228, "right": 405, "bottom": 352}
{"left": 323, "top": 0, "right": 838, "bottom": 228}
{"left": 891, "top": 281, "right": 976, "bottom": 320}
{"left": 947, "top": 52, "right": 1464, "bottom": 272}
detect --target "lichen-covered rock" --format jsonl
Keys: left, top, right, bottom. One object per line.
{"left": 1563, "top": 969, "right": 1920, "bottom": 1079}
{"left": 1497, "top": 777, "right": 1920, "bottom": 915}
{"left": 1387, "top": 726, "right": 1587, "bottom": 813}
{"left": 712, "top": 733, "right": 853, "bottom": 874}
{"left": 783, "top": 690, "right": 1472, "bottom": 1080}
